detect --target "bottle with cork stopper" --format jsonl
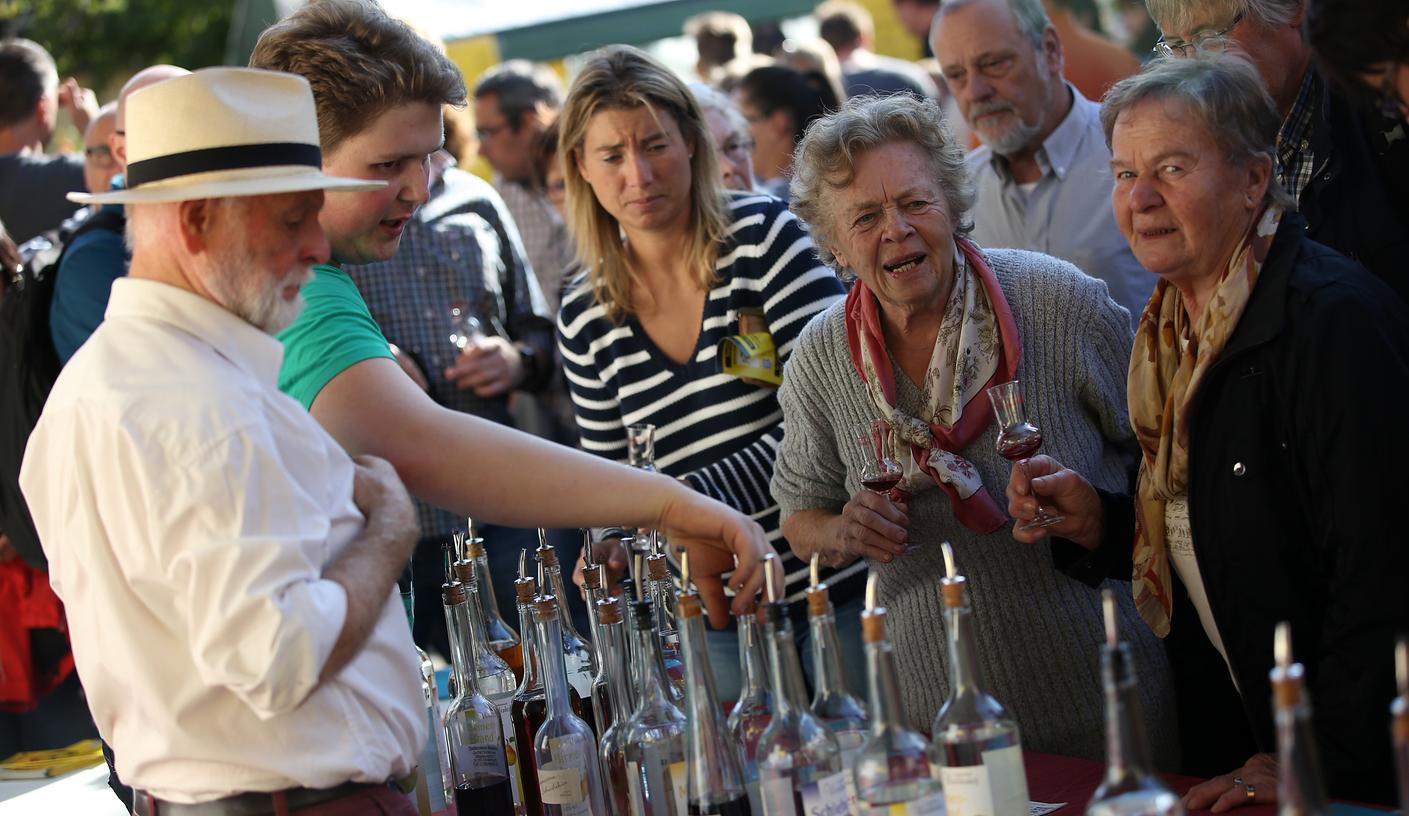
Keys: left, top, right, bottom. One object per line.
{"left": 806, "top": 553, "right": 869, "bottom": 809}
{"left": 853, "top": 572, "right": 944, "bottom": 814}
{"left": 442, "top": 580, "right": 516, "bottom": 815}
{"left": 537, "top": 530, "right": 597, "bottom": 725}
{"left": 1271, "top": 622, "right": 1327, "bottom": 816}
{"left": 595, "top": 592, "right": 634, "bottom": 814}
{"left": 531, "top": 593, "right": 608, "bottom": 815}
{"left": 465, "top": 518, "right": 522, "bottom": 678}
{"left": 931, "top": 542, "right": 1028, "bottom": 816}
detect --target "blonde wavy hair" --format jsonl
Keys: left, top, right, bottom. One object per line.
{"left": 560, "top": 45, "right": 731, "bottom": 323}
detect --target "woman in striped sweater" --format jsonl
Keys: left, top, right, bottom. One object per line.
{"left": 556, "top": 45, "right": 863, "bottom": 697}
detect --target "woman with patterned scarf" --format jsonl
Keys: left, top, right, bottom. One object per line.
{"left": 774, "top": 93, "right": 1179, "bottom": 764}
{"left": 1006, "top": 55, "right": 1409, "bottom": 807}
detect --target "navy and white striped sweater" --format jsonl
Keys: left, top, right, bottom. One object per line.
{"left": 557, "top": 193, "right": 864, "bottom": 604}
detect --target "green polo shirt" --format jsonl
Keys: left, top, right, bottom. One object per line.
{"left": 277, "top": 263, "right": 394, "bottom": 410}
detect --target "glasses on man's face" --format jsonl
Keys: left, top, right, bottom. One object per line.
{"left": 717, "top": 135, "right": 755, "bottom": 163}
{"left": 84, "top": 144, "right": 115, "bottom": 168}
{"left": 475, "top": 121, "right": 511, "bottom": 141}
{"left": 1152, "top": 10, "right": 1244, "bottom": 58}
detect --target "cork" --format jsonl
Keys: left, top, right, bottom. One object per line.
{"left": 861, "top": 608, "right": 887, "bottom": 643}
{"left": 442, "top": 582, "right": 466, "bottom": 605}
{"left": 806, "top": 584, "right": 831, "bottom": 617}
{"left": 467, "top": 537, "right": 486, "bottom": 558}
{"left": 515, "top": 575, "right": 538, "bottom": 604}
{"left": 1271, "top": 665, "right": 1304, "bottom": 708}
{"left": 534, "top": 596, "right": 559, "bottom": 622}
{"left": 679, "top": 592, "right": 702, "bottom": 620}
{"left": 647, "top": 553, "right": 668, "bottom": 581}
{"left": 453, "top": 560, "right": 474, "bottom": 585}
{"left": 537, "top": 543, "right": 559, "bottom": 568}
{"left": 1393, "top": 706, "right": 1408, "bottom": 744}
{"left": 941, "top": 576, "right": 967, "bottom": 608}
{"left": 596, "top": 598, "right": 622, "bottom": 625}
{"left": 583, "top": 563, "right": 602, "bottom": 591}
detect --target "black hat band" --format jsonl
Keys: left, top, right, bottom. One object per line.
{"left": 125, "top": 142, "right": 322, "bottom": 189}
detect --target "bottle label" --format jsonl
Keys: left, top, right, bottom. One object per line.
{"left": 670, "top": 760, "right": 689, "bottom": 815}
{"left": 454, "top": 737, "right": 508, "bottom": 779}
{"left": 540, "top": 735, "right": 591, "bottom": 813}
{"left": 858, "top": 790, "right": 948, "bottom": 815}
{"left": 505, "top": 730, "right": 526, "bottom": 810}
{"left": 837, "top": 729, "right": 867, "bottom": 813}
{"left": 938, "top": 745, "right": 1027, "bottom": 816}
{"left": 759, "top": 772, "right": 796, "bottom": 816}
{"left": 800, "top": 771, "right": 852, "bottom": 816}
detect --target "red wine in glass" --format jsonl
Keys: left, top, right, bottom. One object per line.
{"left": 996, "top": 423, "right": 1043, "bottom": 461}
{"left": 861, "top": 474, "right": 903, "bottom": 492}
{"left": 986, "top": 381, "right": 1064, "bottom": 531}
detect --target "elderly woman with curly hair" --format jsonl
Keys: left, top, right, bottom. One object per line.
{"left": 771, "top": 92, "right": 1178, "bottom": 763}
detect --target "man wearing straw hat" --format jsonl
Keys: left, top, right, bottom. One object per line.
{"left": 19, "top": 67, "right": 426, "bottom": 815}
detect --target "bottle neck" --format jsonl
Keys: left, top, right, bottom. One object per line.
{"left": 516, "top": 600, "right": 543, "bottom": 693}
{"left": 545, "top": 563, "right": 588, "bottom": 644}
{"left": 945, "top": 596, "right": 987, "bottom": 698}
{"left": 463, "top": 580, "right": 495, "bottom": 661}
{"left": 810, "top": 607, "right": 850, "bottom": 700}
{"left": 632, "top": 613, "right": 675, "bottom": 711}
{"left": 1101, "top": 645, "right": 1152, "bottom": 783}
{"left": 738, "top": 613, "right": 770, "bottom": 698}
{"left": 446, "top": 598, "right": 476, "bottom": 698}
{"left": 679, "top": 604, "right": 724, "bottom": 723}
{"left": 865, "top": 638, "right": 906, "bottom": 729}
{"left": 473, "top": 554, "right": 508, "bottom": 630}
{"left": 535, "top": 613, "right": 574, "bottom": 718}
{"left": 765, "top": 610, "right": 810, "bottom": 713}
{"left": 1275, "top": 675, "right": 1328, "bottom": 815}
{"left": 600, "top": 618, "right": 633, "bottom": 731}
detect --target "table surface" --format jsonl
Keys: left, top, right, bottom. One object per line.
{"left": 0, "top": 750, "right": 1391, "bottom": 815}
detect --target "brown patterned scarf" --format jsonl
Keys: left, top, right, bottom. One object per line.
{"left": 1127, "top": 205, "right": 1283, "bottom": 636}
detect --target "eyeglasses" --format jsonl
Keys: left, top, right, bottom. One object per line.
{"left": 1152, "top": 10, "right": 1244, "bottom": 58}
{"left": 84, "top": 144, "right": 115, "bottom": 167}
{"left": 717, "top": 136, "right": 754, "bottom": 162}
{"left": 474, "top": 121, "right": 511, "bottom": 141}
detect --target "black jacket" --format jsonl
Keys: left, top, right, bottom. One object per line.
{"left": 1298, "top": 70, "right": 1409, "bottom": 304}
{"left": 1056, "top": 214, "right": 1409, "bottom": 804}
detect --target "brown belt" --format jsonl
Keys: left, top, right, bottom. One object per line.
{"left": 133, "top": 781, "right": 389, "bottom": 816}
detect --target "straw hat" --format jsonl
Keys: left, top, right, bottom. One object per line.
{"left": 68, "top": 67, "right": 386, "bottom": 205}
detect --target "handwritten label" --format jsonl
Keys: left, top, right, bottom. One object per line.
{"left": 540, "top": 735, "right": 592, "bottom": 814}
{"left": 801, "top": 771, "right": 852, "bottom": 816}
{"left": 939, "top": 746, "right": 1028, "bottom": 816}
{"left": 454, "top": 739, "right": 507, "bottom": 779}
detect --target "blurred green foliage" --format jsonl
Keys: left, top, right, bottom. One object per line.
{"left": 0, "top": 0, "right": 232, "bottom": 96}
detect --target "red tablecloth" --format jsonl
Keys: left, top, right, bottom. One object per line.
{"left": 1025, "top": 751, "right": 1277, "bottom": 816}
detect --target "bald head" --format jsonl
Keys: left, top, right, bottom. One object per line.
{"left": 83, "top": 103, "right": 118, "bottom": 194}
{"left": 112, "top": 64, "right": 189, "bottom": 169}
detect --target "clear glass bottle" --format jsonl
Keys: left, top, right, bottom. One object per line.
{"left": 807, "top": 556, "right": 869, "bottom": 808}
{"left": 1393, "top": 637, "right": 1408, "bottom": 815}
{"left": 467, "top": 519, "right": 523, "bottom": 680}
{"left": 676, "top": 570, "right": 752, "bottom": 816}
{"left": 454, "top": 556, "right": 522, "bottom": 815}
{"left": 728, "top": 601, "right": 773, "bottom": 815}
{"left": 1085, "top": 590, "right": 1181, "bottom": 816}
{"left": 511, "top": 567, "right": 547, "bottom": 816}
{"left": 538, "top": 530, "right": 597, "bottom": 722}
{"left": 532, "top": 596, "right": 609, "bottom": 816}
{"left": 597, "top": 596, "right": 635, "bottom": 815}
{"left": 1271, "top": 622, "right": 1327, "bottom": 816}
{"left": 402, "top": 585, "right": 452, "bottom": 816}
{"left": 628, "top": 422, "right": 658, "bottom": 472}
{"left": 932, "top": 543, "right": 1028, "bottom": 816}
{"left": 647, "top": 549, "right": 687, "bottom": 699}
{"left": 443, "top": 582, "right": 516, "bottom": 815}
{"left": 854, "top": 575, "right": 944, "bottom": 815}
{"left": 625, "top": 599, "right": 690, "bottom": 816}
{"left": 757, "top": 557, "right": 846, "bottom": 816}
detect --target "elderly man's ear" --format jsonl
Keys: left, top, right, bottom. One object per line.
{"left": 176, "top": 198, "right": 222, "bottom": 254}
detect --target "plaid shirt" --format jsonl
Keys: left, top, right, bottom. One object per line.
{"left": 495, "top": 178, "right": 575, "bottom": 313}
{"left": 347, "top": 155, "right": 554, "bottom": 539}
{"left": 1276, "top": 70, "right": 1320, "bottom": 205}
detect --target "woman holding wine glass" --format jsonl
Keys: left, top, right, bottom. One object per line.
{"left": 772, "top": 92, "right": 1178, "bottom": 762}
{"left": 1005, "top": 55, "right": 1409, "bottom": 807}
{"left": 554, "top": 45, "right": 861, "bottom": 698}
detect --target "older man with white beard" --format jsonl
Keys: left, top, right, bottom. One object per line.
{"left": 932, "top": 0, "right": 1154, "bottom": 324}
{"left": 19, "top": 68, "right": 430, "bottom": 815}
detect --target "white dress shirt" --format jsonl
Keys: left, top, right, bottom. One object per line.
{"left": 966, "top": 84, "right": 1155, "bottom": 327}
{"left": 19, "top": 278, "right": 424, "bottom": 803}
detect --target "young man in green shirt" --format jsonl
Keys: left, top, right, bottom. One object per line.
{"left": 250, "top": 0, "right": 774, "bottom": 624}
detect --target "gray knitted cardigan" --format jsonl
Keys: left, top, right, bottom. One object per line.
{"left": 772, "top": 248, "right": 1180, "bottom": 767}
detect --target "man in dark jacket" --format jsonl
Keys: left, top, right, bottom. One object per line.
{"left": 1144, "top": 0, "right": 1409, "bottom": 303}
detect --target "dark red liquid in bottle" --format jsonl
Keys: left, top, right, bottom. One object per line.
{"left": 456, "top": 776, "right": 515, "bottom": 815}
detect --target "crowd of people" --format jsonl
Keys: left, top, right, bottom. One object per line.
{"left": 1, "top": 0, "right": 1407, "bottom": 813}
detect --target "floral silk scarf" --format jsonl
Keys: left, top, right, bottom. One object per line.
{"left": 844, "top": 239, "right": 1021, "bottom": 533}
{"left": 1127, "top": 205, "right": 1283, "bottom": 637}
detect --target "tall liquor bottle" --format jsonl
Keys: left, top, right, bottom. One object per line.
{"left": 1271, "top": 622, "right": 1327, "bottom": 816}
{"left": 647, "top": 547, "right": 687, "bottom": 698}
{"left": 676, "top": 554, "right": 752, "bottom": 816}
{"left": 537, "top": 530, "right": 597, "bottom": 723}
{"left": 532, "top": 595, "right": 609, "bottom": 816}
{"left": 806, "top": 553, "right": 869, "bottom": 805}
{"left": 931, "top": 542, "right": 1028, "bottom": 816}
{"left": 728, "top": 600, "right": 773, "bottom": 815}
{"left": 402, "top": 581, "right": 452, "bottom": 816}
{"left": 466, "top": 519, "right": 523, "bottom": 679}
{"left": 625, "top": 599, "right": 690, "bottom": 815}
{"left": 443, "top": 582, "right": 515, "bottom": 815}
{"left": 854, "top": 573, "right": 944, "bottom": 815}
{"left": 1392, "top": 637, "right": 1408, "bottom": 814}
{"left": 596, "top": 596, "right": 635, "bottom": 814}
{"left": 756, "top": 555, "right": 847, "bottom": 816}
{"left": 1085, "top": 590, "right": 1181, "bottom": 816}
{"left": 453, "top": 554, "right": 522, "bottom": 814}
